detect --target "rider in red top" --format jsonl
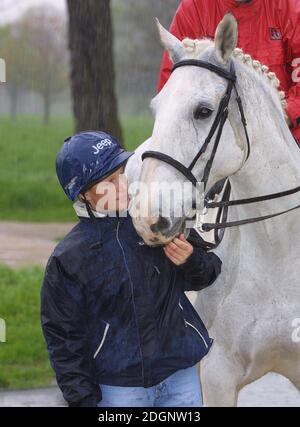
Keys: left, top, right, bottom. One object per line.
{"left": 158, "top": 0, "right": 300, "bottom": 144}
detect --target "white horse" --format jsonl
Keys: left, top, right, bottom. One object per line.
{"left": 125, "top": 13, "right": 300, "bottom": 406}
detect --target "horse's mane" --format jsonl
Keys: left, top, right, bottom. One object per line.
{"left": 182, "top": 37, "right": 287, "bottom": 112}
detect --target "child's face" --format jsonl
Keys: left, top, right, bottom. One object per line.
{"left": 83, "top": 165, "right": 129, "bottom": 212}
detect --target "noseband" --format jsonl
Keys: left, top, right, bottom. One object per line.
{"left": 141, "top": 59, "right": 300, "bottom": 233}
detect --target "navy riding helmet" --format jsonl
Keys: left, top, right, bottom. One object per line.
{"left": 56, "top": 131, "right": 134, "bottom": 201}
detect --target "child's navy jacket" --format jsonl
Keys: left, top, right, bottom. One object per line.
{"left": 41, "top": 213, "right": 222, "bottom": 406}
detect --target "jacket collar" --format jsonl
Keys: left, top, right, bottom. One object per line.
{"left": 223, "top": 0, "right": 261, "bottom": 20}
{"left": 73, "top": 200, "right": 107, "bottom": 218}
{"left": 73, "top": 200, "right": 129, "bottom": 224}
{"left": 223, "top": 0, "right": 259, "bottom": 7}
{"left": 223, "top": 0, "right": 262, "bottom": 16}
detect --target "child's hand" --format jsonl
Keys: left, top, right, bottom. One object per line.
{"left": 163, "top": 233, "right": 193, "bottom": 266}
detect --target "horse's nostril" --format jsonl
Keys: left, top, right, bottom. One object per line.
{"left": 150, "top": 215, "right": 170, "bottom": 233}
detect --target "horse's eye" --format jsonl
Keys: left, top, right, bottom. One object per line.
{"left": 194, "top": 106, "right": 213, "bottom": 120}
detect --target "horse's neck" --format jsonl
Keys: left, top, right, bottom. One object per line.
{"left": 198, "top": 120, "right": 300, "bottom": 326}
{"left": 230, "top": 108, "right": 300, "bottom": 250}
{"left": 230, "top": 60, "right": 300, "bottom": 204}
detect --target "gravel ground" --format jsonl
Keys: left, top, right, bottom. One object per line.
{"left": 0, "top": 373, "right": 299, "bottom": 407}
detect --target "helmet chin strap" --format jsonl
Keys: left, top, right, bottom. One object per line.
{"left": 82, "top": 196, "right": 103, "bottom": 249}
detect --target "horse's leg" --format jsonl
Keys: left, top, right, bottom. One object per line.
{"left": 200, "top": 343, "right": 243, "bottom": 407}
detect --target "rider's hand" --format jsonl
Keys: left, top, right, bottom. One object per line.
{"left": 163, "top": 233, "right": 194, "bottom": 266}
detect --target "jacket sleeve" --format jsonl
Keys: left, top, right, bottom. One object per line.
{"left": 283, "top": 0, "right": 300, "bottom": 132}
{"left": 176, "top": 244, "right": 222, "bottom": 292}
{"left": 157, "top": 0, "right": 203, "bottom": 92}
{"left": 40, "top": 256, "right": 101, "bottom": 407}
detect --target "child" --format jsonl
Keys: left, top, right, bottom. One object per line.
{"left": 40, "top": 130, "right": 222, "bottom": 407}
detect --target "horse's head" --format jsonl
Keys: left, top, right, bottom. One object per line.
{"left": 129, "top": 14, "right": 258, "bottom": 245}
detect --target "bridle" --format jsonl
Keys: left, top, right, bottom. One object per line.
{"left": 141, "top": 58, "right": 300, "bottom": 236}
{"left": 143, "top": 59, "right": 250, "bottom": 192}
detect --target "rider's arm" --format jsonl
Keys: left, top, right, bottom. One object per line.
{"left": 283, "top": 1, "right": 300, "bottom": 133}
{"left": 40, "top": 256, "right": 101, "bottom": 407}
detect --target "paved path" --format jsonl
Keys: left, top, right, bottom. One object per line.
{"left": 0, "top": 373, "right": 299, "bottom": 407}
{"left": 0, "top": 221, "right": 75, "bottom": 268}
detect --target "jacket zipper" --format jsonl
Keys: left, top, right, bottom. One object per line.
{"left": 93, "top": 321, "right": 110, "bottom": 359}
{"left": 116, "top": 219, "right": 145, "bottom": 385}
{"left": 178, "top": 300, "right": 209, "bottom": 349}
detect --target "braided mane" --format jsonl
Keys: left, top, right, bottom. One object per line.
{"left": 182, "top": 38, "right": 287, "bottom": 111}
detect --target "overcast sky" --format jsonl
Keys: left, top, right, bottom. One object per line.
{"left": 0, "top": 0, "right": 67, "bottom": 24}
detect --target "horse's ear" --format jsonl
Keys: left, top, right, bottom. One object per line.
{"left": 214, "top": 13, "right": 238, "bottom": 64}
{"left": 155, "top": 18, "right": 184, "bottom": 64}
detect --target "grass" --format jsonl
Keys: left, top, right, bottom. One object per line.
{"left": 0, "top": 115, "right": 154, "bottom": 222}
{"left": 0, "top": 114, "right": 154, "bottom": 390}
{"left": 0, "top": 264, "right": 54, "bottom": 390}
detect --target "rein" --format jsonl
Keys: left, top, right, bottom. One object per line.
{"left": 141, "top": 58, "right": 300, "bottom": 237}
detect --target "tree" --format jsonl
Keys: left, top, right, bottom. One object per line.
{"left": 15, "top": 6, "right": 68, "bottom": 124}
{"left": 0, "top": 6, "right": 69, "bottom": 123}
{"left": 112, "top": 0, "right": 180, "bottom": 115}
{"left": 67, "top": 0, "right": 123, "bottom": 144}
{"left": 0, "top": 25, "right": 29, "bottom": 117}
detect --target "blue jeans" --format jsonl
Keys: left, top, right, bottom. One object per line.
{"left": 97, "top": 363, "right": 203, "bottom": 407}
